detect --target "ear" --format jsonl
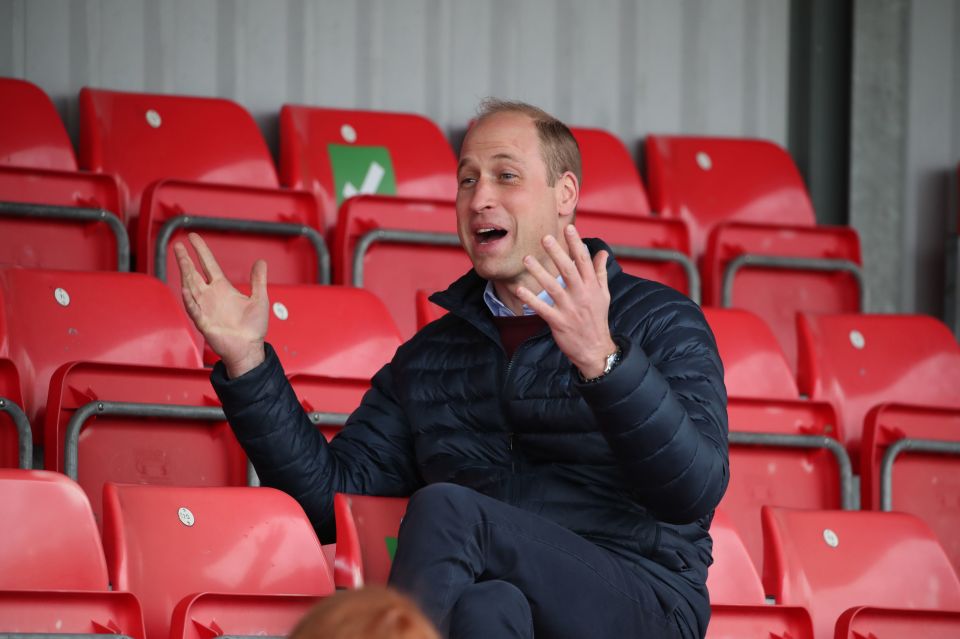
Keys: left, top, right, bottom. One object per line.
{"left": 555, "top": 170, "right": 579, "bottom": 218}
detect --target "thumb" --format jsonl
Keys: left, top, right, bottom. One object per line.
{"left": 249, "top": 259, "right": 268, "bottom": 303}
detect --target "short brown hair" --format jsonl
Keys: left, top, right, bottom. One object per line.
{"left": 475, "top": 98, "right": 582, "bottom": 187}
{"left": 289, "top": 587, "right": 440, "bottom": 639}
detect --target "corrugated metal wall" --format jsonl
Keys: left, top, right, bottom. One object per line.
{"left": 0, "top": 0, "right": 790, "bottom": 161}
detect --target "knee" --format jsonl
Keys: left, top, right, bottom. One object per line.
{"left": 450, "top": 580, "right": 532, "bottom": 638}
{"left": 404, "top": 482, "right": 476, "bottom": 525}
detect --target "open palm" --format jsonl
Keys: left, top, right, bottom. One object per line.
{"left": 174, "top": 233, "right": 269, "bottom": 378}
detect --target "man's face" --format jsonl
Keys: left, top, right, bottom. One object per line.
{"left": 455, "top": 112, "right": 577, "bottom": 296}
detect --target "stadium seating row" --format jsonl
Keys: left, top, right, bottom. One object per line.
{"left": 4, "top": 470, "right": 960, "bottom": 639}
{"left": 1, "top": 265, "right": 958, "bottom": 577}
{"left": 1, "top": 77, "right": 862, "bottom": 365}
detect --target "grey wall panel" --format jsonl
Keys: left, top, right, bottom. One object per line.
{"left": 0, "top": 0, "right": 791, "bottom": 156}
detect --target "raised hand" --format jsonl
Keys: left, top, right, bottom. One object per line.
{"left": 516, "top": 224, "right": 617, "bottom": 380}
{"left": 174, "top": 233, "right": 269, "bottom": 378}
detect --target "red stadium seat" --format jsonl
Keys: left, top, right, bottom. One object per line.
{"left": 704, "top": 223, "right": 862, "bottom": 372}
{"left": 79, "top": 88, "right": 328, "bottom": 322}
{"left": 279, "top": 104, "right": 458, "bottom": 230}
{"left": 861, "top": 403, "right": 960, "bottom": 572}
{"left": 0, "top": 469, "right": 109, "bottom": 590}
{"left": 724, "top": 397, "right": 850, "bottom": 571}
{"left": 103, "top": 483, "right": 333, "bottom": 639}
{"left": 707, "top": 509, "right": 766, "bottom": 605}
{"left": 569, "top": 126, "right": 651, "bottom": 216}
{"left": 170, "top": 594, "right": 317, "bottom": 639}
{"left": 288, "top": 374, "right": 373, "bottom": 442}
{"left": 0, "top": 358, "right": 29, "bottom": 468}
{"left": 797, "top": 313, "right": 960, "bottom": 468}
{"left": 835, "top": 607, "right": 960, "bottom": 639}
{"left": 0, "top": 77, "right": 127, "bottom": 271}
{"left": 208, "top": 284, "right": 401, "bottom": 377}
{"left": 646, "top": 136, "right": 863, "bottom": 370}
{"left": 575, "top": 212, "right": 698, "bottom": 300}
{"left": 0, "top": 591, "right": 145, "bottom": 639}
{"left": 645, "top": 135, "right": 816, "bottom": 256}
{"left": 706, "top": 509, "right": 815, "bottom": 638}
{"left": 43, "top": 361, "right": 247, "bottom": 528}
{"left": 0, "top": 469, "right": 147, "bottom": 638}
{"left": 0, "top": 268, "right": 203, "bottom": 446}
{"left": 703, "top": 307, "right": 798, "bottom": 399}
{"left": 415, "top": 289, "right": 446, "bottom": 330}
{"left": 333, "top": 493, "right": 409, "bottom": 589}
{"left": 761, "top": 507, "right": 960, "bottom": 639}
{"left": 332, "top": 196, "right": 472, "bottom": 338}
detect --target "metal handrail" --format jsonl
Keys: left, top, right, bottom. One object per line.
{"left": 0, "top": 200, "right": 130, "bottom": 271}
{"left": 155, "top": 214, "right": 330, "bottom": 284}
{"left": 728, "top": 431, "right": 856, "bottom": 509}
{"left": 721, "top": 254, "right": 865, "bottom": 309}
{"left": 880, "top": 437, "right": 960, "bottom": 511}
{"left": 0, "top": 396, "right": 32, "bottom": 469}
{"left": 352, "top": 229, "right": 701, "bottom": 303}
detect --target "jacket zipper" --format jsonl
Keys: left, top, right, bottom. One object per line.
{"left": 502, "top": 336, "right": 540, "bottom": 476}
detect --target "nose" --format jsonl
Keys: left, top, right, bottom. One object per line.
{"left": 468, "top": 176, "right": 496, "bottom": 213}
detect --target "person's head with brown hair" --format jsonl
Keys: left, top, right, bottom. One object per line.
{"left": 289, "top": 587, "right": 440, "bottom": 639}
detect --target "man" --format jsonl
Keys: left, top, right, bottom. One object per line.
{"left": 174, "top": 100, "right": 728, "bottom": 639}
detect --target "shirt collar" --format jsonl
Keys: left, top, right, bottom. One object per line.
{"left": 482, "top": 276, "right": 565, "bottom": 317}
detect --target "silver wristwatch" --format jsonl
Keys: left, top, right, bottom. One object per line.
{"left": 579, "top": 346, "right": 622, "bottom": 384}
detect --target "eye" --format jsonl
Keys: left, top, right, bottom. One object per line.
{"left": 499, "top": 172, "right": 518, "bottom": 181}
{"left": 458, "top": 176, "right": 477, "bottom": 187}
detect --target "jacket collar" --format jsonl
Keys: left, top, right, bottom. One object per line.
{"left": 429, "top": 237, "right": 622, "bottom": 341}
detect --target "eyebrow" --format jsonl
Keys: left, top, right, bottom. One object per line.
{"left": 457, "top": 152, "right": 525, "bottom": 172}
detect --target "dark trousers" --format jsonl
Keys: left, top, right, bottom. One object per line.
{"left": 388, "top": 483, "right": 683, "bottom": 639}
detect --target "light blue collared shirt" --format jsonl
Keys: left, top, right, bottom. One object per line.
{"left": 482, "top": 276, "right": 566, "bottom": 317}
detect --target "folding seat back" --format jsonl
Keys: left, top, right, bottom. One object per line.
{"left": 211, "top": 284, "right": 401, "bottom": 378}
{"left": 0, "top": 469, "right": 109, "bottom": 590}
{"left": 44, "top": 362, "right": 247, "bottom": 528}
{"left": 762, "top": 507, "right": 960, "bottom": 639}
{"left": 706, "top": 605, "right": 813, "bottom": 639}
{"left": 861, "top": 404, "right": 960, "bottom": 572}
{"left": 0, "top": 79, "right": 126, "bottom": 271}
{"left": 333, "top": 493, "right": 409, "bottom": 589}
{"left": 280, "top": 105, "right": 458, "bottom": 230}
{"left": 574, "top": 212, "right": 699, "bottom": 301}
{"left": 0, "top": 268, "right": 203, "bottom": 445}
{"left": 333, "top": 197, "right": 472, "bottom": 339}
{"left": 724, "top": 396, "right": 849, "bottom": 571}
{"left": 0, "top": 77, "right": 76, "bottom": 170}
{"left": 79, "top": 88, "right": 326, "bottom": 308}
{"left": 288, "top": 373, "right": 372, "bottom": 442}
{"left": 0, "top": 358, "right": 29, "bottom": 468}
{"left": 80, "top": 87, "right": 279, "bottom": 217}
{"left": 569, "top": 126, "right": 651, "bottom": 216}
{"left": 706, "top": 508, "right": 766, "bottom": 605}
{"left": 704, "top": 223, "right": 862, "bottom": 373}
{"left": 703, "top": 307, "right": 798, "bottom": 399}
{"left": 835, "top": 607, "right": 960, "bottom": 639}
{"left": 797, "top": 313, "right": 960, "bottom": 467}
{"left": 103, "top": 483, "right": 334, "bottom": 639}
{"left": 645, "top": 135, "right": 816, "bottom": 256}
{"left": 0, "top": 590, "right": 145, "bottom": 639}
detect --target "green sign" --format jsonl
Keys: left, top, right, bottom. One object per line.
{"left": 328, "top": 144, "right": 397, "bottom": 206}
{"left": 385, "top": 535, "right": 398, "bottom": 561}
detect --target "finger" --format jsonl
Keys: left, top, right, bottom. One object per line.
{"left": 174, "top": 242, "right": 204, "bottom": 299}
{"left": 249, "top": 259, "right": 269, "bottom": 304}
{"left": 564, "top": 224, "right": 596, "bottom": 284}
{"left": 187, "top": 232, "right": 225, "bottom": 282}
{"left": 523, "top": 254, "right": 568, "bottom": 302}
{"left": 515, "top": 285, "right": 561, "bottom": 322}
{"left": 540, "top": 234, "right": 582, "bottom": 291}
{"left": 594, "top": 250, "right": 609, "bottom": 294}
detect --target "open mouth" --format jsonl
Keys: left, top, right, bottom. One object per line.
{"left": 475, "top": 227, "right": 508, "bottom": 244}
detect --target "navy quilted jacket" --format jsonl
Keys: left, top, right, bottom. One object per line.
{"left": 212, "top": 238, "right": 729, "bottom": 636}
